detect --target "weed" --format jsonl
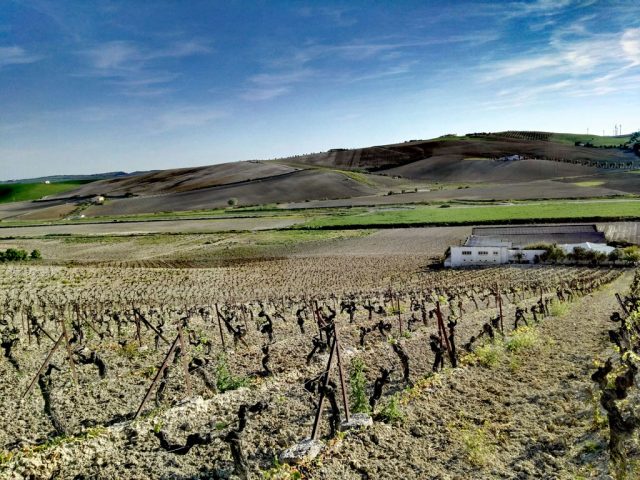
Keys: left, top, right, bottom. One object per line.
{"left": 582, "top": 440, "right": 602, "bottom": 454}
{"left": 263, "top": 457, "right": 303, "bottom": 479}
{"left": 505, "top": 326, "right": 538, "bottom": 353}
{"left": 349, "top": 358, "right": 370, "bottom": 414}
{"left": 550, "top": 300, "right": 569, "bottom": 317}
{"left": 215, "top": 354, "right": 249, "bottom": 393}
{"left": 152, "top": 421, "right": 163, "bottom": 434}
{"left": 379, "top": 395, "right": 404, "bottom": 424}
{"left": 473, "top": 342, "right": 503, "bottom": 368}
{"left": 458, "top": 423, "right": 495, "bottom": 467}
{"left": 0, "top": 450, "right": 14, "bottom": 465}
{"left": 589, "top": 389, "right": 608, "bottom": 430}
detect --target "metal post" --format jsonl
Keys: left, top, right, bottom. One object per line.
{"left": 177, "top": 322, "right": 192, "bottom": 397}
{"left": 311, "top": 337, "right": 337, "bottom": 440}
{"left": 22, "top": 333, "right": 64, "bottom": 400}
{"left": 133, "top": 334, "right": 180, "bottom": 419}
{"left": 333, "top": 324, "right": 350, "bottom": 423}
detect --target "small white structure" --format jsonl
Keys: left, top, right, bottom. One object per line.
{"left": 44, "top": 180, "right": 50, "bottom": 184}
{"left": 91, "top": 195, "right": 105, "bottom": 205}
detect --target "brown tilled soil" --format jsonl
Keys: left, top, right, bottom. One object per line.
{"left": 315, "top": 271, "right": 633, "bottom": 479}
{"left": 0, "top": 270, "right": 632, "bottom": 479}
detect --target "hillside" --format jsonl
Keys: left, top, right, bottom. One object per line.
{"left": 1, "top": 131, "right": 638, "bottom": 221}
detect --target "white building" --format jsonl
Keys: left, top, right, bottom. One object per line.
{"left": 445, "top": 245, "right": 546, "bottom": 267}
{"left": 444, "top": 224, "right": 612, "bottom": 268}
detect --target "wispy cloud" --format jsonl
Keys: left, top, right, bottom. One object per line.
{"left": 242, "top": 31, "right": 498, "bottom": 101}
{"left": 79, "top": 39, "right": 211, "bottom": 96}
{"left": 0, "top": 46, "right": 41, "bottom": 69}
{"left": 241, "top": 69, "right": 314, "bottom": 101}
{"left": 152, "top": 105, "right": 227, "bottom": 133}
{"left": 478, "top": 22, "right": 640, "bottom": 109}
{"left": 296, "top": 6, "right": 357, "bottom": 27}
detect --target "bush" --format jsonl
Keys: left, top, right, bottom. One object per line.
{"left": 349, "top": 358, "right": 370, "bottom": 414}
{"left": 0, "top": 248, "right": 29, "bottom": 262}
{"left": 227, "top": 198, "right": 238, "bottom": 207}
{"left": 215, "top": 354, "right": 248, "bottom": 392}
{"left": 30, "top": 249, "right": 42, "bottom": 260}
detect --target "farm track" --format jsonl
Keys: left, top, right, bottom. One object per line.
{"left": 316, "top": 271, "right": 633, "bottom": 479}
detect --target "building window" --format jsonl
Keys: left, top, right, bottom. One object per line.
{"left": 462, "top": 251, "right": 472, "bottom": 255}
{"left": 478, "top": 251, "right": 488, "bottom": 255}
{"left": 493, "top": 251, "right": 499, "bottom": 255}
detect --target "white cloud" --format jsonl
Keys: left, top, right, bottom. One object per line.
{"left": 621, "top": 28, "right": 640, "bottom": 65}
{"left": 79, "top": 39, "right": 211, "bottom": 95}
{"left": 153, "top": 106, "right": 227, "bottom": 132}
{"left": 0, "top": 46, "right": 41, "bottom": 69}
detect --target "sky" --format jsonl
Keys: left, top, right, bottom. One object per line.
{"left": 1, "top": 0, "right": 640, "bottom": 180}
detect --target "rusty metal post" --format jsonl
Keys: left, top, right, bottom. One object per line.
{"left": 311, "top": 337, "right": 337, "bottom": 441}
{"left": 22, "top": 333, "right": 64, "bottom": 400}
{"left": 214, "top": 304, "right": 227, "bottom": 351}
{"left": 496, "top": 283, "right": 504, "bottom": 334}
{"left": 332, "top": 323, "right": 350, "bottom": 423}
{"left": 133, "top": 334, "right": 180, "bottom": 419}
{"left": 435, "top": 301, "right": 452, "bottom": 356}
{"left": 60, "top": 316, "right": 78, "bottom": 385}
{"left": 177, "top": 322, "right": 192, "bottom": 397}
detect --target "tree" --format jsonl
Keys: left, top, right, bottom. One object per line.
{"left": 30, "top": 249, "right": 42, "bottom": 260}
{"left": 622, "top": 246, "right": 640, "bottom": 264}
{"left": 608, "top": 249, "right": 623, "bottom": 265}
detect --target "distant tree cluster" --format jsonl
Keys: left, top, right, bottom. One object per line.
{"left": 630, "top": 131, "right": 640, "bottom": 157}
{"left": 532, "top": 244, "right": 640, "bottom": 265}
{"left": 0, "top": 248, "right": 41, "bottom": 262}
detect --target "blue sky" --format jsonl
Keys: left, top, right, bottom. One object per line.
{"left": 1, "top": 0, "right": 640, "bottom": 179}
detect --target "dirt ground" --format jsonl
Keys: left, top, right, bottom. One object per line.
{"left": 0, "top": 262, "right": 633, "bottom": 479}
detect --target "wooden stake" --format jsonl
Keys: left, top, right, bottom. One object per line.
{"left": 22, "top": 333, "right": 64, "bottom": 400}
{"left": 333, "top": 323, "right": 350, "bottom": 424}
{"left": 177, "top": 322, "right": 192, "bottom": 397}
{"left": 214, "top": 304, "right": 227, "bottom": 351}
{"left": 133, "top": 334, "right": 180, "bottom": 420}
{"left": 60, "top": 316, "right": 78, "bottom": 385}
{"left": 311, "top": 336, "right": 337, "bottom": 441}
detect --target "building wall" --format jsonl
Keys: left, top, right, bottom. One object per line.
{"left": 450, "top": 246, "right": 508, "bottom": 267}
{"left": 508, "top": 249, "right": 546, "bottom": 263}
{"left": 449, "top": 247, "right": 546, "bottom": 267}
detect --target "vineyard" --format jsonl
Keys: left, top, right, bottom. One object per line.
{"left": 1, "top": 259, "right": 638, "bottom": 478}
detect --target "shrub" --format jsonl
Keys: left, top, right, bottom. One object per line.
{"left": 349, "top": 358, "right": 370, "bottom": 414}
{"left": 30, "top": 249, "right": 42, "bottom": 260}
{"left": 379, "top": 395, "right": 404, "bottom": 424}
{"left": 215, "top": 354, "right": 248, "bottom": 392}
{"left": 474, "top": 343, "right": 503, "bottom": 368}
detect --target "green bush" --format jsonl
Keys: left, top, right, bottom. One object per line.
{"left": 0, "top": 248, "right": 29, "bottom": 262}
{"left": 215, "top": 354, "right": 249, "bottom": 392}
{"left": 349, "top": 358, "right": 370, "bottom": 414}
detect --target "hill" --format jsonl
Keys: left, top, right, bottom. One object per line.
{"left": 1, "top": 131, "right": 638, "bottom": 221}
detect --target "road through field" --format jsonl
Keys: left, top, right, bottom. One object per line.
{"left": 0, "top": 216, "right": 303, "bottom": 237}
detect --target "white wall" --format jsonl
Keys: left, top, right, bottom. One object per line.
{"left": 450, "top": 246, "right": 508, "bottom": 267}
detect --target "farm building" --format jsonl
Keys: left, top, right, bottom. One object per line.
{"left": 444, "top": 224, "right": 610, "bottom": 267}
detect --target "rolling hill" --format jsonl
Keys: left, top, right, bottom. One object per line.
{"left": 1, "top": 131, "right": 638, "bottom": 220}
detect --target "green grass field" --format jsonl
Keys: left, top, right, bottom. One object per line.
{"left": 0, "top": 181, "right": 93, "bottom": 204}
{"left": 550, "top": 133, "right": 631, "bottom": 147}
{"left": 299, "top": 200, "right": 640, "bottom": 229}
